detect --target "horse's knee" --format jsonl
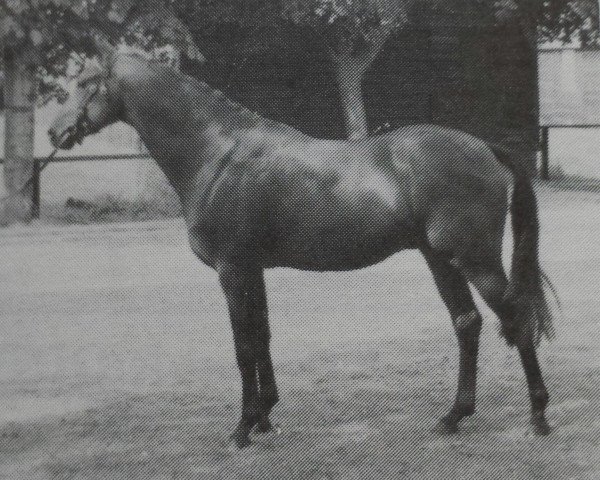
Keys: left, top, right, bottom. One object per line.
{"left": 452, "top": 311, "right": 482, "bottom": 346}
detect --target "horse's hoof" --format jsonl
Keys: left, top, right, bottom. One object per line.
{"left": 530, "top": 418, "right": 551, "bottom": 436}
{"left": 433, "top": 417, "right": 459, "bottom": 435}
{"left": 229, "top": 429, "right": 252, "bottom": 449}
{"left": 255, "top": 418, "right": 274, "bottom": 434}
{"left": 253, "top": 421, "right": 282, "bottom": 437}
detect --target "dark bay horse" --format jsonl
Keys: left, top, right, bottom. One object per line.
{"left": 49, "top": 53, "right": 555, "bottom": 448}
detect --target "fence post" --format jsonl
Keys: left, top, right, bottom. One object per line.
{"left": 539, "top": 126, "right": 550, "bottom": 180}
{"left": 31, "top": 159, "right": 40, "bottom": 219}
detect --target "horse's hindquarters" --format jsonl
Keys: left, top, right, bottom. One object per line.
{"left": 387, "top": 126, "right": 513, "bottom": 263}
{"left": 420, "top": 165, "right": 511, "bottom": 264}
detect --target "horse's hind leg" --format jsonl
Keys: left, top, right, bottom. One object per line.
{"left": 423, "top": 249, "right": 483, "bottom": 434}
{"left": 461, "top": 259, "right": 551, "bottom": 435}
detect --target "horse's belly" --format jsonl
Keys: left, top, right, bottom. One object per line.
{"left": 273, "top": 240, "right": 413, "bottom": 271}
{"left": 266, "top": 208, "right": 417, "bottom": 271}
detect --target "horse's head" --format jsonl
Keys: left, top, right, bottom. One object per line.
{"left": 48, "top": 58, "right": 121, "bottom": 150}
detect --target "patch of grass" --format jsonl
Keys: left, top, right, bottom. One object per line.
{"left": 42, "top": 194, "right": 181, "bottom": 224}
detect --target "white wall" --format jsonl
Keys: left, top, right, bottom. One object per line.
{"left": 539, "top": 50, "right": 600, "bottom": 178}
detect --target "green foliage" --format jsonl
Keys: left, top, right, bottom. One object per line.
{"left": 0, "top": 0, "right": 202, "bottom": 57}
{"left": 1, "top": 0, "right": 598, "bottom": 108}
{"left": 174, "top": 0, "right": 281, "bottom": 29}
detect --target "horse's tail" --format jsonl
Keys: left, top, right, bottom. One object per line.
{"left": 488, "top": 143, "right": 556, "bottom": 346}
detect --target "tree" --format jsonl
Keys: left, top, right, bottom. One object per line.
{"left": 283, "top": 0, "right": 408, "bottom": 139}
{"left": 0, "top": 0, "right": 202, "bottom": 224}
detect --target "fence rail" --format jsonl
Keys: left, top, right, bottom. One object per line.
{"left": 0, "top": 154, "right": 152, "bottom": 219}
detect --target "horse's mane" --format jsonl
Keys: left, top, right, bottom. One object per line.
{"left": 117, "top": 52, "right": 287, "bottom": 132}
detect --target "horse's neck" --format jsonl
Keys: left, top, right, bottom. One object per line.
{"left": 118, "top": 62, "right": 241, "bottom": 203}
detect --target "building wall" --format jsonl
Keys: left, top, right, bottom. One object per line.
{"left": 539, "top": 49, "right": 600, "bottom": 125}
{"left": 538, "top": 49, "right": 600, "bottom": 179}
{"left": 365, "top": 22, "right": 538, "bottom": 161}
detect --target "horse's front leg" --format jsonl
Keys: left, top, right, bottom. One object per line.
{"left": 219, "top": 264, "right": 278, "bottom": 447}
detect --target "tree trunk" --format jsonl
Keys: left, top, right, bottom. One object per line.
{"left": 328, "top": 26, "right": 394, "bottom": 140}
{"left": 2, "top": 49, "right": 36, "bottom": 224}
{"left": 335, "top": 65, "right": 369, "bottom": 140}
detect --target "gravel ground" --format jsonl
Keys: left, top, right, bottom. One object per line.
{"left": 0, "top": 186, "right": 599, "bottom": 479}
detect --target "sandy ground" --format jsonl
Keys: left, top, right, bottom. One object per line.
{"left": 0, "top": 186, "right": 599, "bottom": 479}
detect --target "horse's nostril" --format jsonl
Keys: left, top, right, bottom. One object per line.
{"left": 48, "top": 128, "right": 55, "bottom": 139}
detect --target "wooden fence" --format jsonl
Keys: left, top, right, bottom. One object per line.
{"left": 2, "top": 122, "right": 597, "bottom": 220}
